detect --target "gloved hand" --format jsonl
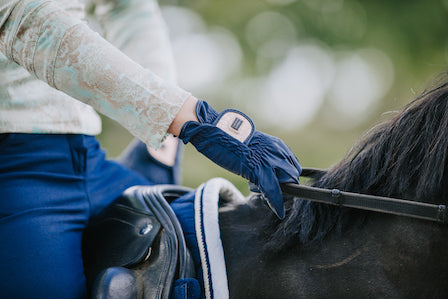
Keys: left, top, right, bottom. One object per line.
{"left": 179, "top": 100, "right": 301, "bottom": 219}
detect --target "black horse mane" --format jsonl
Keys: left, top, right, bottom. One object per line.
{"left": 262, "top": 73, "right": 448, "bottom": 253}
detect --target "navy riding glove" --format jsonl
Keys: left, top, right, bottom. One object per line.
{"left": 179, "top": 100, "right": 301, "bottom": 219}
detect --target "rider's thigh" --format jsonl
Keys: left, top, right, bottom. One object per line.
{"left": 0, "top": 133, "right": 151, "bottom": 298}
{"left": 0, "top": 134, "right": 90, "bottom": 298}
{"left": 0, "top": 207, "right": 89, "bottom": 298}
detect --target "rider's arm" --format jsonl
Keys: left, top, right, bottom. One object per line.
{"left": 88, "top": 0, "right": 196, "bottom": 181}
{"left": 0, "top": 0, "right": 190, "bottom": 148}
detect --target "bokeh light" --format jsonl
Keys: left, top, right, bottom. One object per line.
{"left": 161, "top": 5, "right": 392, "bottom": 130}
{"left": 163, "top": 7, "right": 242, "bottom": 93}
{"left": 259, "top": 43, "right": 334, "bottom": 128}
{"left": 327, "top": 48, "right": 394, "bottom": 128}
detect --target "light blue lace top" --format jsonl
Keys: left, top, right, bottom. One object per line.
{"left": 0, "top": 0, "right": 190, "bottom": 148}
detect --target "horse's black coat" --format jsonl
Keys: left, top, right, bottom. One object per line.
{"left": 219, "top": 75, "right": 448, "bottom": 298}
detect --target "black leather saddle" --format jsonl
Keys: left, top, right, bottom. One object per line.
{"left": 82, "top": 185, "right": 196, "bottom": 299}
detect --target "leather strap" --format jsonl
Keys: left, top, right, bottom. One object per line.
{"left": 281, "top": 170, "right": 447, "bottom": 223}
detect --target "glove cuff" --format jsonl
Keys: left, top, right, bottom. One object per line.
{"left": 196, "top": 100, "right": 219, "bottom": 124}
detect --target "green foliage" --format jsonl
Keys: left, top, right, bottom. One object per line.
{"left": 98, "top": 0, "right": 448, "bottom": 191}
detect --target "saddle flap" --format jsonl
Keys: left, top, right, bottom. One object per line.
{"left": 84, "top": 185, "right": 198, "bottom": 298}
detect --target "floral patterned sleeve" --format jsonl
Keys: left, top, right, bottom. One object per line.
{"left": 0, "top": 0, "right": 191, "bottom": 148}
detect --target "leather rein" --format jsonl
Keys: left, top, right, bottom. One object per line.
{"left": 280, "top": 168, "right": 448, "bottom": 224}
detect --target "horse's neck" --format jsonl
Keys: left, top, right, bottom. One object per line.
{"left": 219, "top": 202, "right": 448, "bottom": 298}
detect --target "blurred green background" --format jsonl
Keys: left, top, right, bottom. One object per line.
{"left": 97, "top": 0, "right": 448, "bottom": 195}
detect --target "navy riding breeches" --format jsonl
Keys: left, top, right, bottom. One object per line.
{"left": 0, "top": 134, "right": 151, "bottom": 298}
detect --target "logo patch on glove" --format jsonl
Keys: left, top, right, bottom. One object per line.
{"left": 215, "top": 110, "right": 254, "bottom": 143}
{"left": 231, "top": 117, "right": 243, "bottom": 131}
